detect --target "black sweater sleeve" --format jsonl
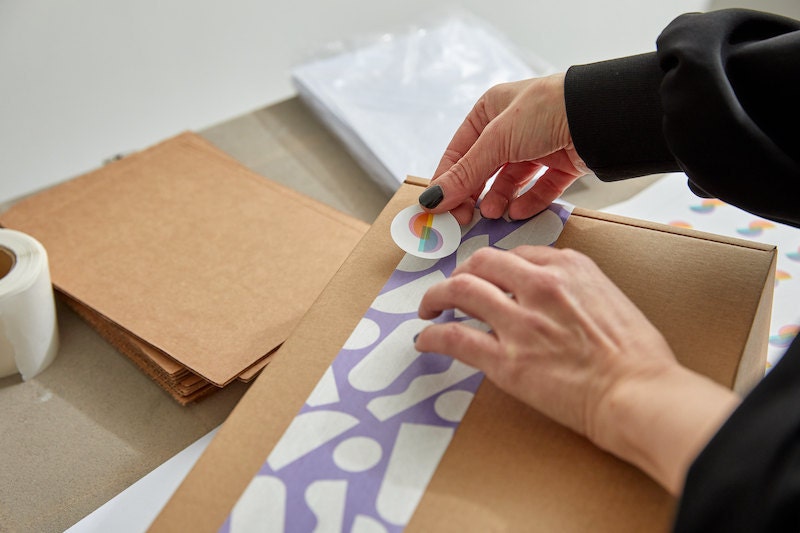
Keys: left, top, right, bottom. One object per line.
{"left": 565, "top": 9, "right": 800, "bottom": 532}
{"left": 564, "top": 8, "right": 800, "bottom": 227}
{"left": 673, "top": 339, "right": 800, "bottom": 532}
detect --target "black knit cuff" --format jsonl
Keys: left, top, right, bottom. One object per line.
{"left": 565, "top": 52, "right": 680, "bottom": 181}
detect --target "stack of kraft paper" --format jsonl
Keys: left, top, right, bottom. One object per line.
{"left": 0, "top": 132, "right": 368, "bottom": 404}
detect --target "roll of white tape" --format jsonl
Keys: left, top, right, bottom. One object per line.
{"left": 0, "top": 229, "right": 59, "bottom": 380}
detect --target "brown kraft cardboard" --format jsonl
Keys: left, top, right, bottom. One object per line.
{"left": 153, "top": 177, "right": 776, "bottom": 532}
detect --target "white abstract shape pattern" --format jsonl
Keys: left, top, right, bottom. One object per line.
{"left": 396, "top": 254, "right": 438, "bottom": 273}
{"left": 267, "top": 411, "right": 359, "bottom": 471}
{"left": 456, "top": 234, "right": 489, "bottom": 266}
{"left": 348, "top": 318, "right": 430, "bottom": 392}
{"left": 367, "top": 360, "right": 480, "bottom": 422}
{"left": 306, "top": 367, "right": 340, "bottom": 407}
{"left": 375, "top": 423, "right": 454, "bottom": 525}
{"left": 333, "top": 436, "right": 383, "bottom": 473}
{"left": 453, "top": 236, "right": 488, "bottom": 322}
{"left": 351, "top": 515, "right": 388, "bottom": 533}
{"left": 371, "top": 270, "right": 446, "bottom": 314}
{"left": 459, "top": 208, "right": 482, "bottom": 236}
{"left": 306, "top": 480, "right": 348, "bottom": 533}
{"left": 342, "top": 318, "right": 381, "bottom": 351}
{"left": 494, "top": 208, "right": 565, "bottom": 249}
{"left": 434, "top": 390, "right": 475, "bottom": 423}
{"left": 230, "top": 475, "right": 286, "bottom": 533}
{"left": 220, "top": 207, "right": 572, "bottom": 533}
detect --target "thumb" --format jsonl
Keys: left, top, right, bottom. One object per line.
{"left": 419, "top": 135, "right": 504, "bottom": 214}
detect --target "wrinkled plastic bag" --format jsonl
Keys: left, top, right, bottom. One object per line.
{"left": 291, "top": 13, "right": 553, "bottom": 194}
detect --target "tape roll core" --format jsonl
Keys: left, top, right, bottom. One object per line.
{"left": 0, "top": 246, "right": 15, "bottom": 280}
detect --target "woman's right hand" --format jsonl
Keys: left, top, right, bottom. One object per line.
{"left": 416, "top": 245, "right": 742, "bottom": 495}
{"left": 418, "top": 73, "right": 591, "bottom": 224}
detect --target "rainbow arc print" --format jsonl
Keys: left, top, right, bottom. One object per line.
{"left": 410, "top": 212, "right": 442, "bottom": 254}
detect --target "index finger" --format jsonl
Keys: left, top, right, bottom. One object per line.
{"left": 423, "top": 121, "right": 506, "bottom": 216}
{"left": 432, "top": 96, "right": 493, "bottom": 179}
{"left": 420, "top": 97, "right": 507, "bottom": 220}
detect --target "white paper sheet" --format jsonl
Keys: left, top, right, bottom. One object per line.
{"left": 603, "top": 173, "right": 800, "bottom": 370}
{"left": 66, "top": 428, "right": 218, "bottom": 533}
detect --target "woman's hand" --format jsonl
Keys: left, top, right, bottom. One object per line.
{"left": 416, "top": 245, "right": 675, "bottom": 437}
{"left": 415, "top": 246, "right": 740, "bottom": 494}
{"left": 418, "top": 74, "right": 590, "bottom": 224}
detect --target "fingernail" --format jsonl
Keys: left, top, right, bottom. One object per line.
{"left": 419, "top": 185, "right": 444, "bottom": 209}
{"left": 413, "top": 333, "right": 419, "bottom": 343}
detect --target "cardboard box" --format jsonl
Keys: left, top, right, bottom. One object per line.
{"left": 153, "top": 178, "right": 775, "bottom": 532}
{"left": 0, "top": 133, "right": 369, "bottom": 402}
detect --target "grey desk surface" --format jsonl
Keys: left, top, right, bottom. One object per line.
{"left": 0, "top": 96, "right": 659, "bottom": 533}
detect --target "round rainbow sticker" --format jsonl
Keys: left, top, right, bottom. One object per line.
{"left": 390, "top": 205, "right": 460, "bottom": 259}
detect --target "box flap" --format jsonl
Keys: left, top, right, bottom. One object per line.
{"left": 153, "top": 180, "right": 775, "bottom": 532}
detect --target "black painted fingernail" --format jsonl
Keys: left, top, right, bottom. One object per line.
{"left": 419, "top": 185, "right": 444, "bottom": 209}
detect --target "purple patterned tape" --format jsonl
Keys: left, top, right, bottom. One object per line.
{"left": 220, "top": 204, "right": 572, "bottom": 533}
